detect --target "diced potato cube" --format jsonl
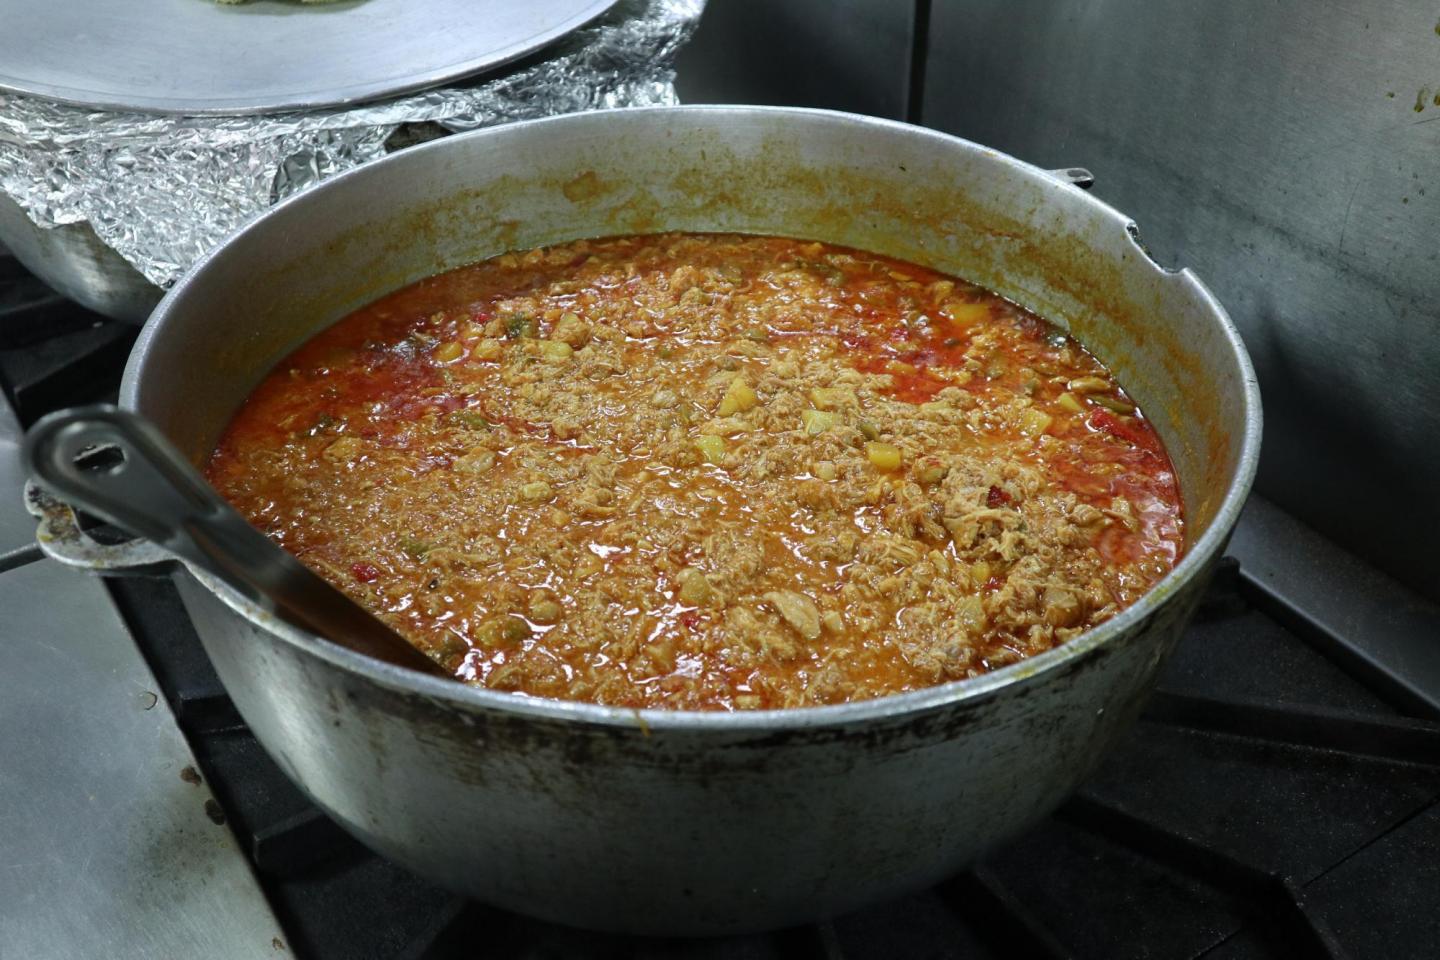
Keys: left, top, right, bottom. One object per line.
{"left": 694, "top": 435, "right": 727, "bottom": 464}
{"left": 801, "top": 409, "right": 839, "bottom": 435}
{"left": 519, "top": 480, "right": 554, "bottom": 502}
{"left": 472, "top": 339, "right": 504, "bottom": 362}
{"left": 675, "top": 567, "right": 713, "bottom": 605}
{"left": 1019, "top": 408, "right": 1053, "bottom": 437}
{"left": 716, "top": 376, "right": 758, "bottom": 416}
{"left": 432, "top": 341, "right": 464, "bottom": 363}
{"left": 865, "top": 441, "right": 903, "bottom": 471}
{"left": 942, "top": 302, "right": 991, "bottom": 327}
{"left": 537, "top": 339, "right": 573, "bottom": 360}
{"left": 808, "top": 387, "right": 851, "bottom": 410}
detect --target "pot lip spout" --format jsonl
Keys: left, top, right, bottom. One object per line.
{"left": 121, "top": 104, "right": 1263, "bottom": 735}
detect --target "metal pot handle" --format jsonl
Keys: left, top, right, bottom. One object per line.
{"left": 25, "top": 477, "right": 174, "bottom": 573}
{"left": 1041, "top": 167, "right": 1179, "bottom": 273}
{"left": 1046, "top": 167, "right": 1095, "bottom": 190}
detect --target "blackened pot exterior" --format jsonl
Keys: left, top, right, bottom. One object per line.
{"left": 93, "top": 107, "right": 1257, "bottom": 933}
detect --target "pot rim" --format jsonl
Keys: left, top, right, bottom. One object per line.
{"left": 124, "top": 104, "right": 1262, "bottom": 733}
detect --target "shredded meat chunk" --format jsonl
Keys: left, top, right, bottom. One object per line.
{"left": 207, "top": 233, "right": 1184, "bottom": 711}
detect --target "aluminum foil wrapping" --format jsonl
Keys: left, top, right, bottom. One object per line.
{"left": 0, "top": 0, "right": 704, "bottom": 288}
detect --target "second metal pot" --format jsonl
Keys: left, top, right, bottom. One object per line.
{"left": 0, "top": 192, "right": 161, "bottom": 322}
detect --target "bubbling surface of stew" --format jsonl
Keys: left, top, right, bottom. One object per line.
{"left": 207, "top": 233, "right": 1183, "bottom": 710}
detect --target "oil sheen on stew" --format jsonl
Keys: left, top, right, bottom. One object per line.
{"left": 207, "top": 233, "right": 1183, "bottom": 711}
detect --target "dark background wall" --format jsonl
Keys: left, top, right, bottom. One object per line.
{"left": 675, "top": 0, "right": 917, "bottom": 120}
{"left": 676, "top": 0, "right": 1439, "bottom": 602}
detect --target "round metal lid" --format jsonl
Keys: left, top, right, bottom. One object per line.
{"left": 0, "top": 0, "right": 621, "bottom": 116}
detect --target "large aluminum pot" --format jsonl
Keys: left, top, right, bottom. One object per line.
{"left": 36, "top": 106, "right": 1260, "bottom": 934}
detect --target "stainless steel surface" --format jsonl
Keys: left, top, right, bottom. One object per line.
{"left": 922, "top": 0, "right": 1440, "bottom": 602}
{"left": 0, "top": 0, "right": 620, "bottom": 115}
{"left": 24, "top": 405, "right": 444, "bottom": 676}
{"left": 48, "top": 106, "right": 1259, "bottom": 933}
{"left": 0, "top": 559, "right": 288, "bottom": 956}
{"left": 675, "top": 0, "right": 916, "bottom": 119}
{"left": 0, "top": 193, "right": 161, "bottom": 324}
{"left": 0, "top": 389, "right": 39, "bottom": 569}
{"left": 1229, "top": 492, "right": 1440, "bottom": 717}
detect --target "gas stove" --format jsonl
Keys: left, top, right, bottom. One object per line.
{"left": 3, "top": 244, "right": 1439, "bottom": 959}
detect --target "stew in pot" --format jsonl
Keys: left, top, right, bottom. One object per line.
{"left": 206, "top": 233, "right": 1182, "bottom": 710}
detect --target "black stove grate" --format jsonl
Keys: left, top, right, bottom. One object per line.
{"left": 0, "top": 263, "right": 137, "bottom": 420}
{"left": 6, "top": 247, "right": 1439, "bottom": 960}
